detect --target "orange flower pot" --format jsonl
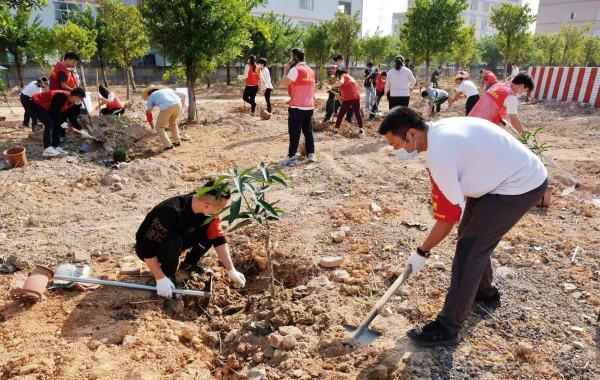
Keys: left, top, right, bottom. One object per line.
{"left": 3, "top": 147, "right": 27, "bottom": 168}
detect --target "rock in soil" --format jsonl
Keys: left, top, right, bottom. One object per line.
{"left": 331, "top": 230, "right": 346, "bottom": 243}
{"left": 319, "top": 256, "right": 343, "bottom": 268}
{"left": 248, "top": 366, "right": 267, "bottom": 380}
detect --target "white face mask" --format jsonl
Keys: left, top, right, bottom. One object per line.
{"left": 394, "top": 136, "right": 418, "bottom": 160}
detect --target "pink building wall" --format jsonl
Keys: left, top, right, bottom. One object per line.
{"left": 536, "top": 0, "right": 600, "bottom": 35}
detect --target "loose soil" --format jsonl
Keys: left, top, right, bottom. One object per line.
{"left": 0, "top": 81, "right": 598, "bottom": 379}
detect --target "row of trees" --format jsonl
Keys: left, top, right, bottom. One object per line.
{"left": 2, "top": 0, "right": 600, "bottom": 122}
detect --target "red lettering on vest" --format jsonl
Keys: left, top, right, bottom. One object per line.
{"left": 50, "top": 62, "right": 77, "bottom": 90}
{"left": 245, "top": 65, "right": 260, "bottom": 86}
{"left": 468, "top": 82, "right": 515, "bottom": 125}
{"left": 340, "top": 74, "right": 360, "bottom": 100}
{"left": 289, "top": 64, "right": 316, "bottom": 108}
{"left": 32, "top": 90, "right": 73, "bottom": 113}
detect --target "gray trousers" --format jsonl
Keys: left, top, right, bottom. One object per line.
{"left": 437, "top": 179, "right": 548, "bottom": 334}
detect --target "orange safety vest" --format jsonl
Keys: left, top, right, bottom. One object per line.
{"left": 376, "top": 73, "right": 386, "bottom": 92}
{"left": 288, "top": 63, "right": 315, "bottom": 109}
{"left": 339, "top": 74, "right": 360, "bottom": 101}
{"left": 468, "top": 82, "right": 515, "bottom": 125}
{"left": 245, "top": 65, "right": 260, "bottom": 86}
{"left": 32, "top": 90, "right": 73, "bottom": 113}
{"left": 106, "top": 93, "right": 124, "bottom": 110}
{"left": 50, "top": 62, "right": 77, "bottom": 90}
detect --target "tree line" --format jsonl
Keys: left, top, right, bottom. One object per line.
{"left": 1, "top": 0, "right": 599, "bottom": 122}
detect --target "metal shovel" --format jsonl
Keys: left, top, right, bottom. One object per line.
{"left": 345, "top": 265, "right": 412, "bottom": 346}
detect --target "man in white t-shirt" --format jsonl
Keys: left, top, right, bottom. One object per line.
{"left": 506, "top": 62, "right": 519, "bottom": 81}
{"left": 20, "top": 76, "right": 48, "bottom": 131}
{"left": 257, "top": 58, "right": 273, "bottom": 114}
{"left": 448, "top": 73, "right": 480, "bottom": 115}
{"left": 378, "top": 108, "right": 548, "bottom": 347}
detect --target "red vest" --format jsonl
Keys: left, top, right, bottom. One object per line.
{"left": 50, "top": 62, "right": 77, "bottom": 90}
{"left": 482, "top": 71, "right": 498, "bottom": 85}
{"left": 106, "top": 93, "right": 124, "bottom": 110}
{"left": 468, "top": 82, "right": 515, "bottom": 125}
{"left": 289, "top": 64, "right": 315, "bottom": 108}
{"left": 339, "top": 74, "right": 360, "bottom": 100}
{"left": 245, "top": 65, "right": 260, "bottom": 86}
{"left": 32, "top": 90, "right": 73, "bottom": 113}
{"left": 376, "top": 73, "right": 386, "bottom": 92}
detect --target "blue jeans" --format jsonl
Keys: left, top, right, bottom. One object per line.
{"left": 364, "top": 86, "right": 376, "bottom": 110}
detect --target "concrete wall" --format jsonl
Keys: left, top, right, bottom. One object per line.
{"left": 528, "top": 66, "right": 600, "bottom": 107}
{"left": 536, "top": 0, "right": 600, "bottom": 36}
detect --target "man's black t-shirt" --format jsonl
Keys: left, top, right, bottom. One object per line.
{"left": 135, "top": 194, "right": 226, "bottom": 259}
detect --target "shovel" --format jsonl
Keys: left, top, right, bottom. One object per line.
{"left": 345, "top": 265, "right": 412, "bottom": 346}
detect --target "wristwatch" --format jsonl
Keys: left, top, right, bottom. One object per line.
{"left": 416, "top": 247, "right": 431, "bottom": 258}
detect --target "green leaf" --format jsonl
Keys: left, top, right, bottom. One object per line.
{"left": 228, "top": 219, "right": 253, "bottom": 233}
{"left": 228, "top": 198, "right": 242, "bottom": 223}
{"left": 233, "top": 175, "right": 244, "bottom": 193}
{"left": 258, "top": 199, "right": 279, "bottom": 217}
{"left": 257, "top": 162, "right": 271, "bottom": 182}
{"left": 195, "top": 185, "right": 216, "bottom": 198}
{"left": 270, "top": 174, "right": 288, "bottom": 187}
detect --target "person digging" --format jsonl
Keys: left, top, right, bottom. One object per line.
{"left": 143, "top": 85, "right": 187, "bottom": 151}
{"left": 378, "top": 107, "right": 548, "bottom": 347}
{"left": 135, "top": 180, "right": 247, "bottom": 300}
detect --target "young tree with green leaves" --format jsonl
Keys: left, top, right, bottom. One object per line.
{"left": 359, "top": 32, "right": 396, "bottom": 66}
{"left": 489, "top": 3, "right": 536, "bottom": 77}
{"left": 98, "top": 0, "right": 148, "bottom": 99}
{"left": 558, "top": 24, "right": 590, "bottom": 66}
{"left": 533, "top": 33, "right": 563, "bottom": 66}
{"left": 400, "top": 0, "right": 468, "bottom": 82}
{"left": 303, "top": 22, "right": 333, "bottom": 87}
{"left": 0, "top": 5, "right": 51, "bottom": 86}
{"left": 476, "top": 35, "right": 504, "bottom": 69}
{"left": 582, "top": 36, "right": 600, "bottom": 67}
{"left": 451, "top": 26, "right": 477, "bottom": 69}
{"left": 53, "top": 21, "right": 97, "bottom": 90}
{"left": 4, "top": 0, "right": 46, "bottom": 10}
{"left": 329, "top": 11, "right": 362, "bottom": 69}
{"left": 140, "top": 0, "right": 256, "bottom": 122}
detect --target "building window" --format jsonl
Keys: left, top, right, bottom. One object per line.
{"left": 54, "top": 1, "right": 82, "bottom": 25}
{"left": 570, "top": 12, "right": 575, "bottom": 20}
{"left": 471, "top": 0, "right": 478, "bottom": 11}
{"left": 483, "top": 1, "right": 489, "bottom": 12}
{"left": 338, "top": 1, "right": 351, "bottom": 15}
{"left": 470, "top": 15, "right": 477, "bottom": 26}
{"left": 299, "top": 0, "right": 314, "bottom": 10}
{"left": 297, "top": 20, "right": 315, "bottom": 28}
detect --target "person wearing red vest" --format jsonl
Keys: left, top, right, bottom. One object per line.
{"left": 369, "top": 71, "right": 387, "bottom": 120}
{"left": 242, "top": 56, "right": 260, "bottom": 116}
{"left": 468, "top": 73, "right": 534, "bottom": 134}
{"left": 31, "top": 88, "right": 85, "bottom": 157}
{"left": 280, "top": 48, "right": 317, "bottom": 166}
{"left": 331, "top": 70, "right": 364, "bottom": 135}
{"left": 50, "top": 52, "right": 80, "bottom": 91}
{"left": 479, "top": 70, "right": 498, "bottom": 92}
{"left": 98, "top": 85, "right": 125, "bottom": 116}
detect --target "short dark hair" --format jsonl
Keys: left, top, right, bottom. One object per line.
{"left": 291, "top": 47, "right": 304, "bottom": 62}
{"left": 70, "top": 87, "right": 86, "bottom": 98}
{"left": 512, "top": 73, "right": 534, "bottom": 91}
{"left": 197, "top": 180, "right": 231, "bottom": 200}
{"left": 378, "top": 106, "right": 427, "bottom": 139}
{"left": 381, "top": 71, "right": 387, "bottom": 76}
{"left": 421, "top": 90, "right": 429, "bottom": 97}
{"left": 479, "top": 70, "right": 484, "bottom": 74}
{"left": 64, "top": 52, "right": 80, "bottom": 61}
{"left": 335, "top": 69, "right": 347, "bottom": 79}
{"left": 257, "top": 58, "right": 268, "bottom": 66}
{"left": 39, "top": 76, "right": 48, "bottom": 84}
{"left": 366, "top": 61, "right": 373, "bottom": 68}
{"left": 333, "top": 54, "right": 343, "bottom": 62}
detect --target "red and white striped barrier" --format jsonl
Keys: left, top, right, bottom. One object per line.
{"left": 527, "top": 66, "right": 600, "bottom": 108}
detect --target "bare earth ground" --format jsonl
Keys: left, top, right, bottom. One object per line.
{"left": 0, "top": 81, "right": 599, "bottom": 379}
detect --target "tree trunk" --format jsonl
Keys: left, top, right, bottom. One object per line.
{"left": 125, "top": 66, "right": 130, "bottom": 100}
{"left": 129, "top": 66, "right": 137, "bottom": 92}
{"left": 79, "top": 64, "right": 87, "bottom": 91}
{"left": 265, "top": 233, "right": 275, "bottom": 298}
{"left": 206, "top": 75, "right": 211, "bottom": 89}
{"left": 317, "top": 63, "right": 322, "bottom": 89}
{"left": 226, "top": 62, "right": 231, "bottom": 85}
{"left": 186, "top": 63, "right": 198, "bottom": 123}
{"left": 98, "top": 53, "right": 109, "bottom": 86}
{"left": 14, "top": 53, "right": 24, "bottom": 87}
{"left": 425, "top": 57, "right": 431, "bottom": 86}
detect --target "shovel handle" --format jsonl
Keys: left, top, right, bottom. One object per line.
{"left": 351, "top": 266, "right": 412, "bottom": 339}
{"left": 53, "top": 275, "right": 211, "bottom": 297}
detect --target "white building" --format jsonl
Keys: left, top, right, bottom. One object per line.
{"left": 252, "top": 0, "right": 363, "bottom": 30}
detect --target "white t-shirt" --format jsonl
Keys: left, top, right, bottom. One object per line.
{"left": 260, "top": 67, "right": 273, "bottom": 89}
{"left": 511, "top": 66, "right": 519, "bottom": 77}
{"left": 21, "top": 81, "right": 43, "bottom": 97}
{"left": 426, "top": 117, "right": 547, "bottom": 212}
{"left": 287, "top": 63, "right": 313, "bottom": 110}
{"left": 147, "top": 89, "right": 182, "bottom": 112}
{"left": 458, "top": 80, "right": 479, "bottom": 97}
{"left": 504, "top": 95, "right": 518, "bottom": 114}
{"left": 384, "top": 66, "right": 416, "bottom": 97}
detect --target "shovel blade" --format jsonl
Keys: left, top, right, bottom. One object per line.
{"left": 344, "top": 324, "right": 381, "bottom": 346}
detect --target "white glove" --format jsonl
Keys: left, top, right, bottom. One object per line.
{"left": 228, "top": 268, "right": 246, "bottom": 288}
{"left": 156, "top": 277, "right": 175, "bottom": 298}
{"left": 405, "top": 251, "right": 427, "bottom": 275}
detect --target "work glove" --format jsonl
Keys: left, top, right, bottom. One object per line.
{"left": 156, "top": 277, "right": 175, "bottom": 298}
{"left": 228, "top": 268, "right": 246, "bottom": 288}
{"left": 405, "top": 251, "right": 428, "bottom": 275}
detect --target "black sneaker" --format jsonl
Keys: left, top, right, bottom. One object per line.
{"left": 173, "top": 143, "right": 181, "bottom": 147}
{"left": 475, "top": 290, "right": 501, "bottom": 310}
{"left": 407, "top": 320, "right": 461, "bottom": 347}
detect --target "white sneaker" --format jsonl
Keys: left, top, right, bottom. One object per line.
{"left": 308, "top": 153, "right": 318, "bottom": 163}
{"left": 55, "top": 147, "right": 68, "bottom": 155}
{"left": 332, "top": 128, "right": 339, "bottom": 135}
{"left": 359, "top": 128, "right": 365, "bottom": 135}
{"left": 42, "top": 147, "right": 60, "bottom": 157}
{"left": 280, "top": 156, "right": 297, "bottom": 167}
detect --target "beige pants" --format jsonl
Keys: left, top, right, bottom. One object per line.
{"left": 155, "top": 104, "right": 181, "bottom": 147}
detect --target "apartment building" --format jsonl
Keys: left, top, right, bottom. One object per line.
{"left": 252, "top": 0, "right": 363, "bottom": 29}
{"left": 536, "top": 0, "right": 600, "bottom": 36}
